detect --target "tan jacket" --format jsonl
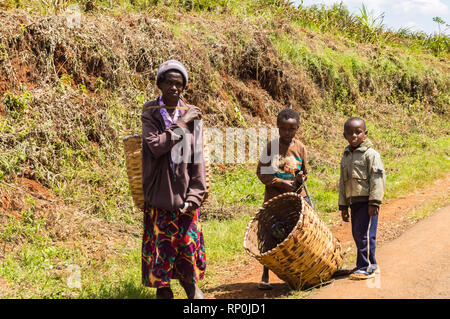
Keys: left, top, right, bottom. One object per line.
{"left": 338, "top": 139, "right": 385, "bottom": 209}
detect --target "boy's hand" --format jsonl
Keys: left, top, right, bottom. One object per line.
{"left": 276, "top": 180, "right": 295, "bottom": 192}
{"left": 341, "top": 208, "right": 349, "bottom": 222}
{"left": 295, "top": 171, "right": 306, "bottom": 184}
{"left": 369, "top": 205, "right": 379, "bottom": 216}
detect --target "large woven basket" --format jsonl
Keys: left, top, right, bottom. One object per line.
{"left": 123, "top": 130, "right": 211, "bottom": 212}
{"left": 244, "top": 192, "right": 343, "bottom": 289}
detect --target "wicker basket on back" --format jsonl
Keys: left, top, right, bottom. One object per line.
{"left": 244, "top": 192, "right": 343, "bottom": 289}
{"left": 123, "top": 134, "right": 147, "bottom": 211}
{"left": 123, "top": 129, "right": 211, "bottom": 212}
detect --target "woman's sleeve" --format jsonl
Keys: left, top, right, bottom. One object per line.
{"left": 141, "top": 112, "right": 187, "bottom": 158}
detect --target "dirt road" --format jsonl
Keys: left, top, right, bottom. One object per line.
{"left": 309, "top": 204, "right": 450, "bottom": 298}
{"left": 205, "top": 176, "right": 450, "bottom": 299}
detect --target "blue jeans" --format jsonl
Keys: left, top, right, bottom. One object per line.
{"left": 350, "top": 202, "right": 378, "bottom": 270}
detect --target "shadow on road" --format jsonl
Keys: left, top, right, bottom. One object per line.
{"left": 204, "top": 268, "right": 356, "bottom": 298}
{"left": 204, "top": 282, "right": 291, "bottom": 299}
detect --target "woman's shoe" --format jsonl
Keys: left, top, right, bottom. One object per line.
{"left": 180, "top": 281, "right": 204, "bottom": 299}
{"left": 156, "top": 287, "right": 174, "bottom": 299}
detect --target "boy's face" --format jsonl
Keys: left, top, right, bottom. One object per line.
{"left": 158, "top": 71, "right": 184, "bottom": 101}
{"left": 278, "top": 118, "right": 299, "bottom": 145}
{"left": 343, "top": 119, "right": 367, "bottom": 148}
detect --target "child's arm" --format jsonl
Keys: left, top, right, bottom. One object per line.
{"left": 367, "top": 150, "right": 386, "bottom": 211}
{"left": 338, "top": 159, "right": 349, "bottom": 221}
{"left": 256, "top": 160, "right": 295, "bottom": 191}
{"left": 341, "top": 207, "right": 349, "bottom": 222}
{"left": 256, "top": 142, "right": 295, "bottom": 192}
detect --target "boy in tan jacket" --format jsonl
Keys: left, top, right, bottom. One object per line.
{"left": 339, "top": 117, "right": 385, "bottom": 280}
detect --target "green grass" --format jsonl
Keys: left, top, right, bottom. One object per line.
{"left": 80, "top": 245, "right": 155, "bottom": 299}
{"left": 0, "top": 210, "right": 253, "bottom": 298}
{"left": 306, "top": 173, "right": 339, "bottom": 214}
{"left": 271, "top": 33, "right": 448, "bottom": 111}
{"left": 369, "top": 127, "right": 450, "bottom": 198}
{"left": 0, "top": 243, "right": 82, "bottom": 298}
{"left": 407, "top": 192, "right": 450, "bottom": 223}
{"left": 202, "top": 214, "right": 251, "bottom": 264}
{"left": 209, "top": 165, "right": 265, "bottom": 208}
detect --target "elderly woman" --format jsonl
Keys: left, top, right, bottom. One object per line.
{"left": 141, "top": 60, "right": 207, "bottom": 299}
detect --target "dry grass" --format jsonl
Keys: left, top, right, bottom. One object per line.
{"left": 0, "top": 178, "right": 139, "bottom": 259}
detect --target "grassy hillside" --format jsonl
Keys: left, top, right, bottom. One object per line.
{"left": 0, "top": 0, "right": 448, "bottom": 298}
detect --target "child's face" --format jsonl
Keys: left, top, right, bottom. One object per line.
{"left": 278, "top": 118, "right": 299, "bottom": 145}
{"left": 158, "top": 71, "right": 184, "bottom": 101}
{"left": 343, "top": 119, "right": 367, "bottom": 148}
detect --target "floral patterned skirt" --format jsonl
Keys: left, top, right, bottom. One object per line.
{"left": 141, "top": 203, "right": 206, "bottom": 288}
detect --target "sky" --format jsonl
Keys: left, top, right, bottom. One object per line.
{"left": 294, "top": 0, "right": 450, "bottom": 35}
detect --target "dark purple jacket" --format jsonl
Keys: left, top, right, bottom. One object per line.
{"left": 141, "top": 99, "right": 206, "bottom": 211}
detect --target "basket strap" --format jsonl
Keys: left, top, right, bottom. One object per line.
{"left": 142, "top": 105, "right": 189, "bottom": 113}
{"left": 142, "top": 97, "right": 190, "bottom": 114}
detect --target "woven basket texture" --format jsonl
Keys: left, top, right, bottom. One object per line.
{"left": 244, "top": 192, "right": 343, "bottom": 289}
{"left": 123, "top": 134, "right": 147, "bottom": 211}
{"left": 123, "top": 131, "right": 211, "bottom": 211}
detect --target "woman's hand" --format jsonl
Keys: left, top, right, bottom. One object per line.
{"left": 180, "top": 201, "right": 198, "bottom": 213}
{"left": 186, "top": 201, "right": 199, "bottom": 211}
{"left": 180, "top": 106, "right": 202, "bottom": 124}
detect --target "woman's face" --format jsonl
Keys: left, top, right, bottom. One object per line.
{"left": 159, "top": 71, "right": 184, "bottom": 103}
